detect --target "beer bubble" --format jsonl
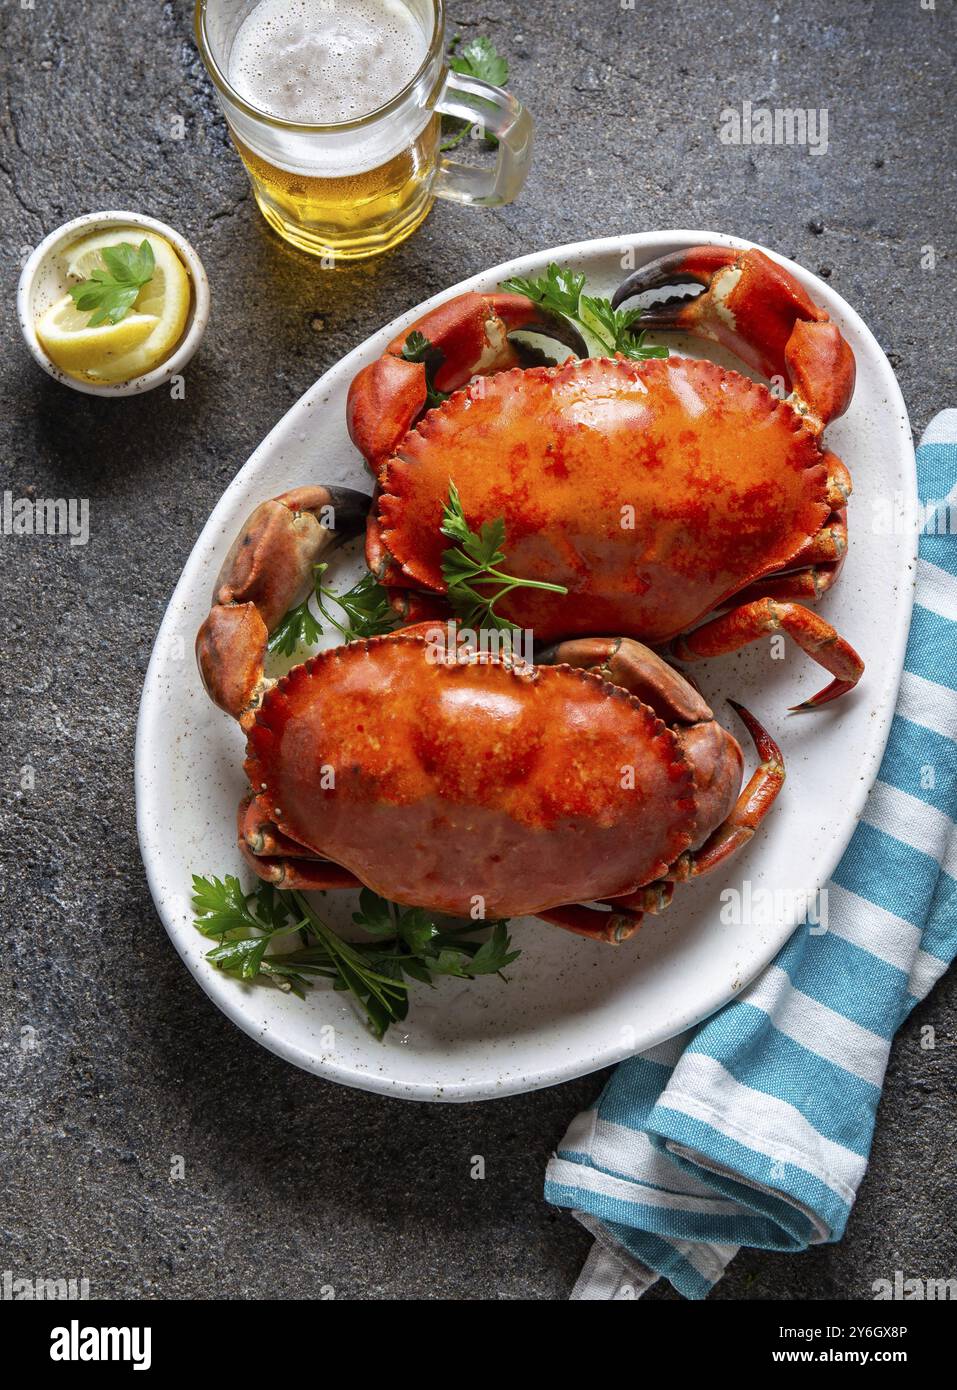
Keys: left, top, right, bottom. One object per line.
{"left": 228, "top": 0, "right": 429, "bottom": 125}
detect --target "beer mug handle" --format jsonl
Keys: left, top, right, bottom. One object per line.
{"left": 433, "top": 71, "right": 533, "bottom": 207}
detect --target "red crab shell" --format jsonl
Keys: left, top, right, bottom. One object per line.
{"left": 376, "top": 356, "right": 831, "bottom": 643}
{"left": 244, "top": 635, "right": 705, "bottom": 919}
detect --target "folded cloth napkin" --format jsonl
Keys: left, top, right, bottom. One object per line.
{"left": 545, "top": 411, "right": 957, "bottom": 1300}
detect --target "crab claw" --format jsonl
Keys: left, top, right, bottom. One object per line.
{"left": 196, "top": 485, "right": 370, "bottom": 726}
{"left": 347, "top": 290, "right": 588, "bottom": 477}
{"left": 613, "top": 245, "right": 855, "bottom": 428}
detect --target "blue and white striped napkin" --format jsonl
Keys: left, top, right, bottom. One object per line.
{"left": 545, "top": 411, "right": 957, "bottom": 1300}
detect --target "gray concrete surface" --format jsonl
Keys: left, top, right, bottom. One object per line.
{"left": 1, "top": 0, "right": 955, "bottom": 1301}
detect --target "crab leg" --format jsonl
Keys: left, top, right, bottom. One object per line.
{"left": 730, "top": 514, "right": 847, "bottom": 606}
{"left": 672, "top": 598, "right": 864, "bottom": 710}
{"left": 196, "top": 485, "right": 370, "bottom": 727}
{"left": 730, "top": 452, "right": 850, "bottom": 606}
{"left": 237, "top": 796, "right": 362, "bottom": 891}
{"left": 659, "top": 702, "right": 785, "bottom": 882}
{"left": 613, "top": 245, "right": 856, "bottom": 428}
{"left": 824, "top": 453, "right": 852, "bottom": 507}
{"left": 242, "top": 794, "right": 321, "bottom": 858}
{"left": 239, "top": 841, "right": 362, "bottom": 892}
{"left": 536, "top": 904, "right": 644, "bottom": 944}
{"left": 732, "top": 563, "right": 844, "bottom": 606}
{"left": 602, "top": 881, "right": 676, "bottom": 915}
{"left": 785, "top": 514, "right": 848, "bottom": 568}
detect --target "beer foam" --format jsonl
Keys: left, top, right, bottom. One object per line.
{"left": 228, "top": 0, "right": 429, "bottom": 124}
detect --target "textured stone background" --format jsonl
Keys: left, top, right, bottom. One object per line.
{"left": 1, "top": 0, "right": 955, "bottom": 1300}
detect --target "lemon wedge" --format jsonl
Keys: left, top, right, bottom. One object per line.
{"left": 37, "top": 295, "right": 160, "bottom": 381}
{"left": 39, "top": 228, "right": 192, "bottom": 383}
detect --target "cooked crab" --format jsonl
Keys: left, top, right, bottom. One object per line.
{"left": 346, "top": 244, "right": 863, "bottom": 709}
{"left": 195, "top": 490, "right": 785, "bottom": 943}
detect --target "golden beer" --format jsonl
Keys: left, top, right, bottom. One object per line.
{"left": 232, "top": 117, "right": 441, "bottom": 260}
{"left": 196, "top": 0, "right": 533, "bottom": 263}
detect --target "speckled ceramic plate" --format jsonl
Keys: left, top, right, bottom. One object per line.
{"left": 136, "top": 230, "right": 916, "bottom": 1102}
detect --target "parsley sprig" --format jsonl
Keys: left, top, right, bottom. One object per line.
{"left": 442, "top": 36, "right": 509, "bottom": 151}
{"left": 68, "top": 240, "right": 155, "bottom": 326}
{"left": 268, "top": 590, "right": 323, "bottom": 657}
{"left": 451, "top": 33, "right": 508, "bottom": 85}
{"left": 268, "top": 565, "right": 396, "bottom": 657}
{"left": 192, "top": 876, "right": 520, "bottom": 1039}
{"left": 440, "top": 481, "right": 568, "bottom": 631}
{"left": 401, "top": 330, "right": 450, "bottom": 409}
{"left": 500, "top": 261, "right": 669, "bottom": 362}
{"left": 316, "top": 566, "right": 395, "bottom": 642}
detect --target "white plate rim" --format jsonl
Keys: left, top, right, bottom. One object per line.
{"left": 136, "top": 228, "right": 917, "bottom": 1101}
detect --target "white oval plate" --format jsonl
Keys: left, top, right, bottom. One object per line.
{"left": 136, "top": 230, "right": 916, "bottom": 1102}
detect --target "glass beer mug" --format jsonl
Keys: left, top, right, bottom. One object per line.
{"left": 195, "top": 0, "right": 533, "bottom": 261}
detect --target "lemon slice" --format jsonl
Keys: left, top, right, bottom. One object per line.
{"left": 37, "top": 294, "right": 160, "bottom": 381}
{"left": 57, "top": 228, "right": 192, "bottom": 382}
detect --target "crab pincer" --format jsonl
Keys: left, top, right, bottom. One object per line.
{"left": 346, "top": 290, "right": 588, "bottom": 477}
{"left": 613, "top": 243, "right": 856, "bottom": 429}
{"left": 196, "top": 484, "right": 371, "bottom": 727}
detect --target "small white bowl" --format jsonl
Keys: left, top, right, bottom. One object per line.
{"left": 17, "top": 211, "right": 211, "bottom": 397}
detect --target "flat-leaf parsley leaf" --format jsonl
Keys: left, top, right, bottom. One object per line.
{"left": 68, "top": 240, "right": 155, "bottom": 326}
